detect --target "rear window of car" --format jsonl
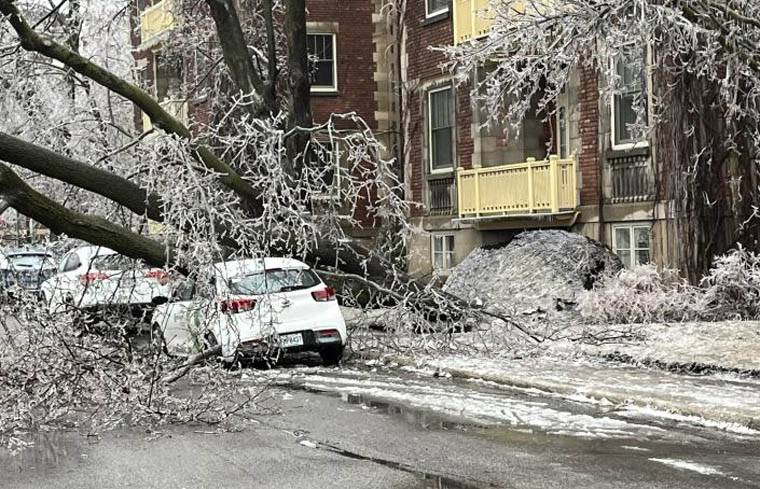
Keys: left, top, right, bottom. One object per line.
{"left": 7, "top": 254, "right": 54, "bottom": 268}
{"left": 228, "top": 268, "right": 321, "bottom": 295}
{"left": 91, "top": 254, "right": 148, "bottom": 271}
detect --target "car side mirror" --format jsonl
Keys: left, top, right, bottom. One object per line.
{"left": 151, "top": 296, "right": 169, "bottom": 306}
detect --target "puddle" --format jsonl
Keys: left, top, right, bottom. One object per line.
{"left": 342, "top": 392, "right": 476, "bottom": 433}
{"left": 0, "top": 431, "right": 85, "bottom": 473}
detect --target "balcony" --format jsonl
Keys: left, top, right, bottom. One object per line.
{"left": 140, "top": 0, "right": 176, "bottom": 44}
{"left": 428, "top": 175, "right": 457, "bottom": 216}
{"left": 453, "top": 0, "right": 494, "bottom": 45}
{"left": 457, "top": 156, "right": 577, "bottom": 219}
{"left": 142, "top": 98, "right": 189, "bottom": 132}
{"left": 608, "top": 154, "right": 654, "bottom": 203}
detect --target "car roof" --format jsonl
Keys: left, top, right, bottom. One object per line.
{"left": 74, "top": 245, "right": 117, "bottom": 261}
{"left": 212, "top": 257, "right": 310, "bottom": 278}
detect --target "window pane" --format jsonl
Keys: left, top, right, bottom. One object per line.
{"left": 313, "top": 60, "right": 334, "bottom": 86}
{"left": 617, "top": 250, "right": 632, "bottom": 269}
{"left": 614, "top": 94, "right": 636, "bottom": 144}
{"left": 427, "top": 0, "right": 449, "bottom": 13}
{"left": 635, "top": 249, "right": 650, "bottom": 266}
{"left": 634, "top": 227, "right": 650, "bottom": 249}
{"left": 430, "top": 89, "right": 452, "bottom": 130}
{"left": 445, "top": 235, "right": 455, "bottom": 253}
{"left": 615, "top": 228, "right": 630, "bottom": 251}
{"left": 307, "top": 34, "right": 335, "bottom": 88}
{"left": 432, "top": 129, "right": 453, "bottom": 169}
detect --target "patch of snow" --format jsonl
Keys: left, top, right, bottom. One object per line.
{"left": 648, "top": 458, "right": 724, "bottom": 476}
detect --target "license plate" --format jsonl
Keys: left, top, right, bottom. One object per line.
{"left": 278, "top": 333, "right": 304, "bottom": 348}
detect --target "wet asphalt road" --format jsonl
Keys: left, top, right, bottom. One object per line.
{"left": 2, "top": 359, "right": 760, "bottom": 489}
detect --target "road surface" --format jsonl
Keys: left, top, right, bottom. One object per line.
{"left": 3, "top": 360, "right": 759, "bottom": 488}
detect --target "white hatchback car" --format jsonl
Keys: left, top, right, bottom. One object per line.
{"left": 152, "top": 258, "right": 347, "bottom": 365}
{"left": 41, "top": 245, "right": 171, "bottom": 317}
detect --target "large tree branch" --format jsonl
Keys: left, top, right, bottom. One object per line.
{"left": 0, "top": 162, "right": 169, "bottom": 267}
{"left": 0, "top": 0, "right": 261, "bottom": 205}
{"left": 204, "top": 0, "right": 270, "bottom": 113}
{"left": 0, "top": 132, "right": 163, "bottom": 221}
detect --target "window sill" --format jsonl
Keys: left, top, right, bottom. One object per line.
{"left": 606, "top": 144, "right": 650, "bottom": 160}
{"left": 427, "top": 170, "right": 455, "bottom": 180}
{"left": 421, "top": 10, "right": 450, "bottom": 26}
{"left": 311, "top": 89, "right": 340, "bottom": 97}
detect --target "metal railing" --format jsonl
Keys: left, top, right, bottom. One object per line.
{"left": 428, "top": 175, "right": 457, "bottom": 215}
{"left": 457, "top": 155, "right": 577, "bottom": 218}
{"left": 140, "top": 0, "right": 176, "bottom": 43}
{"left": 609, "top": 155, "right": 653, "bottom": 202}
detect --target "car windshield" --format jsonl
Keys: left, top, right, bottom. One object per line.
{"left": 6, "top": 253, "right": 54, "bottom": 269}
{"left": 228, "top": 268, "right": 320, "bottom": 295}
{"left": 91, "top": 254, "right": 147, "bottom": 271}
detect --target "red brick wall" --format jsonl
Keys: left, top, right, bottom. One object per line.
{"left": 405, "top": 3, "right": 473, "bottom": 217}
{"left": 307, "top": 0, "right": 377, "bottom": 130}
{"left": 578, "top": 62, "right": 601, "bottom": 206}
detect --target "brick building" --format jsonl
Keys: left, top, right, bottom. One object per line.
{"left": 130, "top": 0, "right": 670, "bottom": 276}
{"left": 403, "top": 0, "right": 667, "bottom": 277}
{"left": 130, "top": 0, "right": 399, "bottom": 238}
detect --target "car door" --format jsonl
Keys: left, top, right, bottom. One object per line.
{"left": 157, "top": 279, "right": 212, "bottom": 352}
{"left": 46, "top": 252, "right": 82, "bottom": 311}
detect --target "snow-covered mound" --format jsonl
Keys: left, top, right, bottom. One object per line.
{"left": 444, "top": 230, "right": 622, "bottom": 325}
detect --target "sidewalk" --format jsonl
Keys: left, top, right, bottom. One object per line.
{"left": 555, "top": 321, "right": 760, "bottom": 374}
{"left": 386, "top": 353, "right": 760, "bottom": 433}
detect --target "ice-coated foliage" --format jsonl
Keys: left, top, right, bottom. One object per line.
{"left": 577, "top": 246, "right": 760, "bottom": 323}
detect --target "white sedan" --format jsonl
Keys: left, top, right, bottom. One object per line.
{"left": 152, "top": 258, "right": 347, "bottom": 366}
{"left": 41, "top": 245, "right": 171, "bottom": 317}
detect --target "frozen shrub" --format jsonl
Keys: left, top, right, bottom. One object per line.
{"left": 576, "top": 265, "right": 700, "bottom": 324}
{"left": 700, "top": 246, "right": 760, "bottom": 320}
{"left": 578, "top": 246, "right": 760, "bottom": 324}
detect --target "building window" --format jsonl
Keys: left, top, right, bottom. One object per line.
{"left": 426, "top": 0, "right": 450, "bottom": 18}
{"left": 613, "top": 225, "right": 651, "bottom": 268}
{"left": 307, "top": 33, "right": 337, "bottom": 92}
{"left": 428, "top": 85, "right": 455, "bottom": 172}
{"left": 432, "top": 234, "right": 455, "bottom": 272}
{"left": 611, "top": 48, "right": 648, "bottom": 149}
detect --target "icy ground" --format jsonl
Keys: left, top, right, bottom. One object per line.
{"left": 549, "top": 321, "right": 760, "bottom": 373}
{"left": 381, "top": 355, "right": 760, "bottom": 433}
{"left": 250, "top": 360, "right": 760, "bottom": 443}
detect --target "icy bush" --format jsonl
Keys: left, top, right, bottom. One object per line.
{"left": 578, "top": 246, "right": 760, "bottom": 324}
{"left": 576, "top": 265, "right": 700, "bottom": 324}
{"left": 700, "top": 246, "right": 760, "bottom": 320}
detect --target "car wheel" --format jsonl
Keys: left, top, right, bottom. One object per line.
{"left": 203, "top": 330, "right": 238, "bottom": 369}
{"left": 319, "top": 345, "right": 344, "bottom": 366}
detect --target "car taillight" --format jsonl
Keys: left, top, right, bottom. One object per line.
{"left": 79, "top": 272, "right": 109, "bottom": 285}
{"left": 317, "top": 329, "right": 340, "bottom": 338}
{"left": 311, "top": 286, "right": 336, "bottom": 302}
{"left": 145, "top": 269, "right": 169, "bottom": 285}
{"left": 220, "top": 298, "right": 257, "bottom": 314}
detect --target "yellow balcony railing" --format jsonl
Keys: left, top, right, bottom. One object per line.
{"left": 457, "top": 155, "right": 577, "bottom": 217}
{"left": 453, "top": 0, "right": 493, "bottom": 45}
{"left": 453, "top": 1, "right": 547, "bottom": 45}
{"left": 140, "top": 0, "right": 176, "bottom": 43}
{"left": 142, "top": 98, "right": 189, "bottom": 132}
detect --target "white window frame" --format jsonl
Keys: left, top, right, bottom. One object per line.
{"left": 610, "top": 45, "right": 650, "bottom": 151}
{"left": 431, "top": 233, "right": 456, "bottom": 273}
{"left": 427, "top": 84, "right": 456, "bottom": 174}
{"left": 612, "top": 224, "right": 651, "bottom": 268}
{"left": 307, "top": 32, "right": 338, "bottom": 93}
{"left": 554, "top": 91, "right": 570, "bottom": 159}
{"left": 425, "top": 0, "right": 450, "bottom": 18}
